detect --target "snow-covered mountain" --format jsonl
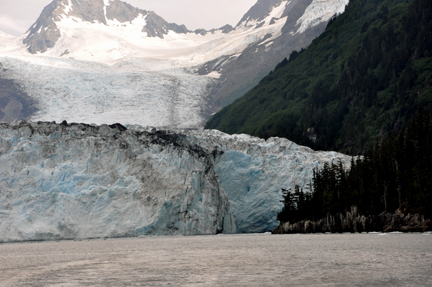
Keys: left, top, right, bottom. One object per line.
{"left": 203, "top": 0, "right": 349, "bottom": 107}
{"left": 0, "top": 120, "right": 349, "bottom": 241}
{"left": 236, "top": 0, "right": 288, "bottom": 28}
{"left": 23, "top": 0, "right": 193, "bottom": 54}
{"left": 0, "top": 0, "right": 349, "bottom": 126}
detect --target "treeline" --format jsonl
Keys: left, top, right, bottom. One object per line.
{"left": 206, "top": 0, "right": 432, "bottom": 155}
{"left": 277, "top": 109, "right": 432, "bottom": 223}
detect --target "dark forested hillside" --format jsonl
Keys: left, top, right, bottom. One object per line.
{"left": 206, "top": 0, "right": 432, "bottom": 155}
{"left": 277, "top": 109, "right": 432, "bottom": 228}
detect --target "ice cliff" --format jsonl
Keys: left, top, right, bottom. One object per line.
{"left": 184, "top": 130, "right": 351, "bottom": 233}
{"left": 0, "top": 121, "right": 235, "bottom": 242}
{"left": 0, "top": 121, "right": 350, "bottom": 241}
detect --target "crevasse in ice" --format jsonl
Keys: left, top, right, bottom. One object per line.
{"left": 0, "top": 121, "right": 350, "bottom": 241}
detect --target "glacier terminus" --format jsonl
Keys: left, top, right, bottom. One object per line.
{"left": 0, "top": 121, "right": 350, "bottom": 241}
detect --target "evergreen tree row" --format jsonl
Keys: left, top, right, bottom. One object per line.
{"left": 277, "top": 109, "right": 432, "bottom": 223}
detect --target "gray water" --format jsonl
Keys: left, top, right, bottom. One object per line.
{"left": 1, "top": 233, "right": 431, "bottom": 286}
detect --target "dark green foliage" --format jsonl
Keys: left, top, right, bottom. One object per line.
{"left": 277, "top": 109, "right": 432, "bottom": 222}
{"left": 273, "top": 57, "right": 288, "bottom": 71}
{"left": 277, "top": 185, "right": 316, "bottom": 222}
{"left": 206, "top": 0, "right": 432, "bottom": 155}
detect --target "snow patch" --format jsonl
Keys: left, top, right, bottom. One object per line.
{"left": 207, "top": 71, "right": 221, "bottom": 79}
{"left": 296, "top": 0, "right": 349, "bottom": 34}
{"left": 267, "top": 1, "right": 289, "bottom": 23}
{"left": 63, "top": 0, "right": 73, "bottom": 17}
{"left": 239, "top": 1, "right": 288, "bottom": 28}
{"left": 259, "top": 17, "right": 287, "bottom": 45}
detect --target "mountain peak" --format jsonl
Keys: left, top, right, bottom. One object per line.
{"left": 141, "top": 11, "right": 190, "bottom": 38}
{"left": 236, "top": 0, "right": 287, "bottom": 28}
{"left": 22, "top": 0, "right": 194, "bottom": 54}
{"left": 23, "top": 0, "right": 111, "bottom": 53}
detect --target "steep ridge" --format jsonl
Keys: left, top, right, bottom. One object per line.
{"left": 0, "top": 0, "right": 348, "bottom": 127}
{"left": 0, "top": 121, "right": 350, "bottom": 240}
{"left": 200, "top": 0, "right": 349, "bottom": 108}
{"left": 236, "top": 0, "right": 286, "bottom": 28}
{"left": 206, "top": 0, "right": 432, "bottom": 154}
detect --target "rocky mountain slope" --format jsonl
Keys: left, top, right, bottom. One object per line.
{"left": 0, "top": 120, "right": 349, "bottom": 241}
{"left": 205, "top": 0, "right": 349, "bottom": 108}
{"left": 206, "top": 0, "right": 432, "bottom": 154}
{"left": 0, "top": 0, "right": 348, "bottom": 127}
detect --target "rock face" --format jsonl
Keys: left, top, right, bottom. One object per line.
{"left": 105, "top": 0, "right": 144, "bottom": 23}
{"left": 0, "top": 121, "right": 350, "bottom": 241}
{"left": 22, "top": 0, "right": 63, "bottom": 54}
{"left": 0, "top": 121, "right": 235, "bottom": 242}
{"left": 272, "top": 207, "right": 432, "bottom": 234}
{"left": 142, "top": 11, "right": 189, "bottom": 38}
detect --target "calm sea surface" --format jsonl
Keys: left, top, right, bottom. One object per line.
{"left": 1, "top": 233, "right": 431, "bottom": 286}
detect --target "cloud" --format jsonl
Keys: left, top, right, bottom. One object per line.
{"left": 0, "top": 14, "right": 28, "bottom": 36}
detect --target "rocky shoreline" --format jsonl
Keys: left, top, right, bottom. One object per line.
{"left": 272, "top": 207, "right": 432, "bottom": 234}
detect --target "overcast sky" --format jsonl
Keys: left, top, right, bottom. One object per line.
{"left": 0, "top": 0, "right": 256, "bottom": 36}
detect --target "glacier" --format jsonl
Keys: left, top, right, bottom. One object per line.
{"left": 0, "top": 55, "right": 215, "bottom": 129}
{"left": 0, "top": 121, "right": 350, "bottom": 241}
{"left": 0, "top": 121, "right": 236, "bottom": 242}
{"left": 0, "top": 0, "right": 350, "bottom": 127}
{"left": 184, "top": 130, "right": 351, "bottom": 233}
